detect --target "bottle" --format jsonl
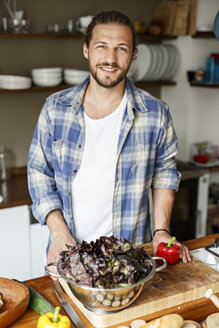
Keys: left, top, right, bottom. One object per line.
{"left": 205, "top": 57, "right": 215, "bottom": 83}
{"left": 0, "top": 146, "right": 12, "bottom": 180}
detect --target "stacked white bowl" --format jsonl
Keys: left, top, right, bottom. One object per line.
{"left": 31, "top": 67, "right": 63, "bottom": 87}
{"left": 64, "top": 69, "right": 89, "bottom": 85}
{"left": 0, "top": 75, "right": 32, "bottom": 89}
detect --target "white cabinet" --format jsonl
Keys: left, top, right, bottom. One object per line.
{"left": 0, "top": 205, "right": 31, "bottom": 280}
{"left": 0, "top": 205, "right": 50, "bottom": 280}
{"left": 30, "top": 221, "right": 49, "bottom": 279}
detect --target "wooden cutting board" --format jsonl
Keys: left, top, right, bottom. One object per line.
{"left": 151, "top": 0, "right": 176, "bottom": 36}
{"left": 172, "top": 0, "right": 191, "bottom": 35}
{"left": 59, "top": 251, "right": 219, "bottom": 328}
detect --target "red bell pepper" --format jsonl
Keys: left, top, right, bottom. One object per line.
{"left": 156, "top": 236, "right": 180, "bottom": 265}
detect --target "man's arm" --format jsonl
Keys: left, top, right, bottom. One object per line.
{"left": 152, "top": 188, "right": 191, "bottom": 263}
{"left": 28, "top": 98, "right": 63, "bottom": 226}
{"left": 27, "top": 98, "right": 75, "bottom": 276}
{"left": 46, "top": 209, "right": 76, "bottom": 277}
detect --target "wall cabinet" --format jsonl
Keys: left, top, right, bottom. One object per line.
{"left": 0, "top": 205, "right": 49, "bottom": 280}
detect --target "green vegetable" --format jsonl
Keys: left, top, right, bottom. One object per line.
{"left": 13, "top": 279, "right": 55, "bottom": 315}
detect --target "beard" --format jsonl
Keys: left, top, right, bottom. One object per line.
{"left": 89, "top": 61, "right": 132, "bottom": 88}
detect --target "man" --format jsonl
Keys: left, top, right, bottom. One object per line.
{"left": 28, "top": 10, "right": 191, "bottom": 274}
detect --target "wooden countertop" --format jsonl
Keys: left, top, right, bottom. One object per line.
{"left": 9, "top": 234, "right": 219, "bottom": 328}
{"left": 0, "top": 168, "right": 32, "bottom": 210}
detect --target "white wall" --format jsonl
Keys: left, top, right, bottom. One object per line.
{"left": 161, "top": 0, "right": 219, "bottom": 161}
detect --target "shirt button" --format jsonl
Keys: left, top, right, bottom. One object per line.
{"left": 73, "top": 169, "right": 77, "bottom": 174}
{"left": 78, "top": 144, "right": 82, "bottom": 149}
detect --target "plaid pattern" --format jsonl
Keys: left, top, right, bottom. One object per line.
{"left": 27, "top": 78, "right": 181, "bottom": 246}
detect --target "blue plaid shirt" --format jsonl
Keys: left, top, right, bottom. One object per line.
{"left": 27, "top": 78, "right": 180, "bottom": 245}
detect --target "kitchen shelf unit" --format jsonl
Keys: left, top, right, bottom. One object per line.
{"left": 0, "top": 81, "right": 177, "bottom": 94}
{"left": 188, "top": 31, "right": 219, "bottom": 88}
{"left": 190, "top": 82, "right": 219, "bottom": 88}
{"left": 0, "top": 32, "right": 177, "bottom": 92}
{"left": 192, "top": 31, "right": 216, "bottom": 39}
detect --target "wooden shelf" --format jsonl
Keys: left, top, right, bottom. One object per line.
{"left": 136, "top": 81, "right": 176, "bottom": 87}
{"left": 0, "top": 32, "right": 177, "bottom": 41}
{"left": 190, "top": 81, "right": 219, "bottom": 88}
{"left": 136, "top": 34, "right": 177, "bottom": 41}
{"left": 0, "top": 32, "right": 83, "bottom": 39}
{"left": 0, "top": 81, "right": 176, "bottom": 94}
{"left": 192, "top": 31, "right": 216, "bottom": 39}
{"left": 0, "top": 84, "right": 70, "bottom": 93}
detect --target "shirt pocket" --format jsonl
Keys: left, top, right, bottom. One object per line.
{"left": 131, "top": 144, "right": 151, "bottom": 185}
{"left": 51, "top": 139, "right": 66, "bottom": 172}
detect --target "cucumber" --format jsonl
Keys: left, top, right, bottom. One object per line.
{"left": 13, "top": 279, "right": 55, "bottom": 315}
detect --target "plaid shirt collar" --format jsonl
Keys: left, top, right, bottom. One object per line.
{"left": 55, "top": 77, "right": 149, "bottom": 115}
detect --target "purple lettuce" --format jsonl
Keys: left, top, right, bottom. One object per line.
{"left": 59, "top": 235, "right": 153, "bottom": 288}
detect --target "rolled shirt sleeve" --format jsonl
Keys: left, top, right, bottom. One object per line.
{"left": 151, "top": 102, "right": 181, "bottom": 191}
{"left": 27, "top": 98, "right": 63, "bottom": 225}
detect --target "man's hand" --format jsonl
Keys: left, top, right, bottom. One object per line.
{"left": 46, "top": 209, "right": 76, "bottom": 279}
{"left": 153, "top": 231, "right": 192, "bottom": 263}
{"left": 46, "top": 233, "right": 76, "bottom": 279}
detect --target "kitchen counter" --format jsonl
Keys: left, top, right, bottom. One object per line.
{"left": 0, "top": 167, "right": 31, "bottom": 210}
{"left": 177, "top": 160, "right": 209, "bottom": 181}
{"left": 9, "top": 233, "right": 219, "bottom": 328}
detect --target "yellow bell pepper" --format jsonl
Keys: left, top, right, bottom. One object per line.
{"left": 37, "top": 306, "right": 70, "bottom": 328}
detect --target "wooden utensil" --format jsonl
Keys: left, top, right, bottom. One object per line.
{"left": 0, "top": 277, "right": 30, "bottom": 328}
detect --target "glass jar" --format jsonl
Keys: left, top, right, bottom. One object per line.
{"left": 0, "top": 146, "right": 12, "bottom": 180}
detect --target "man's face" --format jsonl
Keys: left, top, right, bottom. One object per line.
{"left": 83, "top": 23, "right": 135, "bottom": 88}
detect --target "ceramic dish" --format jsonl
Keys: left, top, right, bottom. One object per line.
{"left": 166, "top": 45, "right": 180, "bottom": 80}
{"left": 0, "top": 277, "right": 29, "bottom": 328}
{"left": 163, "top": 45, "right": 175, "bottom": 81}
{"left": 0, "top": 75, "right": 32, "bottom": 89}
{"left": 157, "top": 45, "right": 169, "bottom": 81}
{"left": 31, "top": 67, "right": 62, "bottom": 74}
{"left": 145, "top": 45, "right": 156, "bottom": 81}
{"left": 152, "top": 45, "right": 164, "bottom": 81}
{"left": 131, "top": 44, "right": 151, "bottom": 81}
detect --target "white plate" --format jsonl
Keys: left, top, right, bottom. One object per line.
{"left": 146, "top": 45, "right": 158, "bottom": 81}
{"left": 144, "top": 45, "right": 154, "bottom": 81}
{"left": 151, "top": 46, "right": 163, "bottom": 81}
{"left": 131, "top": 44, "right": 151, "bottom": 81}
{"left": 127, "top": 64, "right": 137, "bottom": 82}
{"left": 162, "top": 45, "right": 175, "bottom": 81}
{"left": 157, "top": 45, "right": 169, "bottom": 80}
{"left": 167, "top": 45, "right": 180, "bottom": 80}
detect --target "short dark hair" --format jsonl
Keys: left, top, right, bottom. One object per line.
{"left": 84, "top": 10, "right": 136, "bottom": 53}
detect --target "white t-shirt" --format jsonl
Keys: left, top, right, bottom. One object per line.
{"left": 71, "top": 91, "right": 127, "bottom": 242}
